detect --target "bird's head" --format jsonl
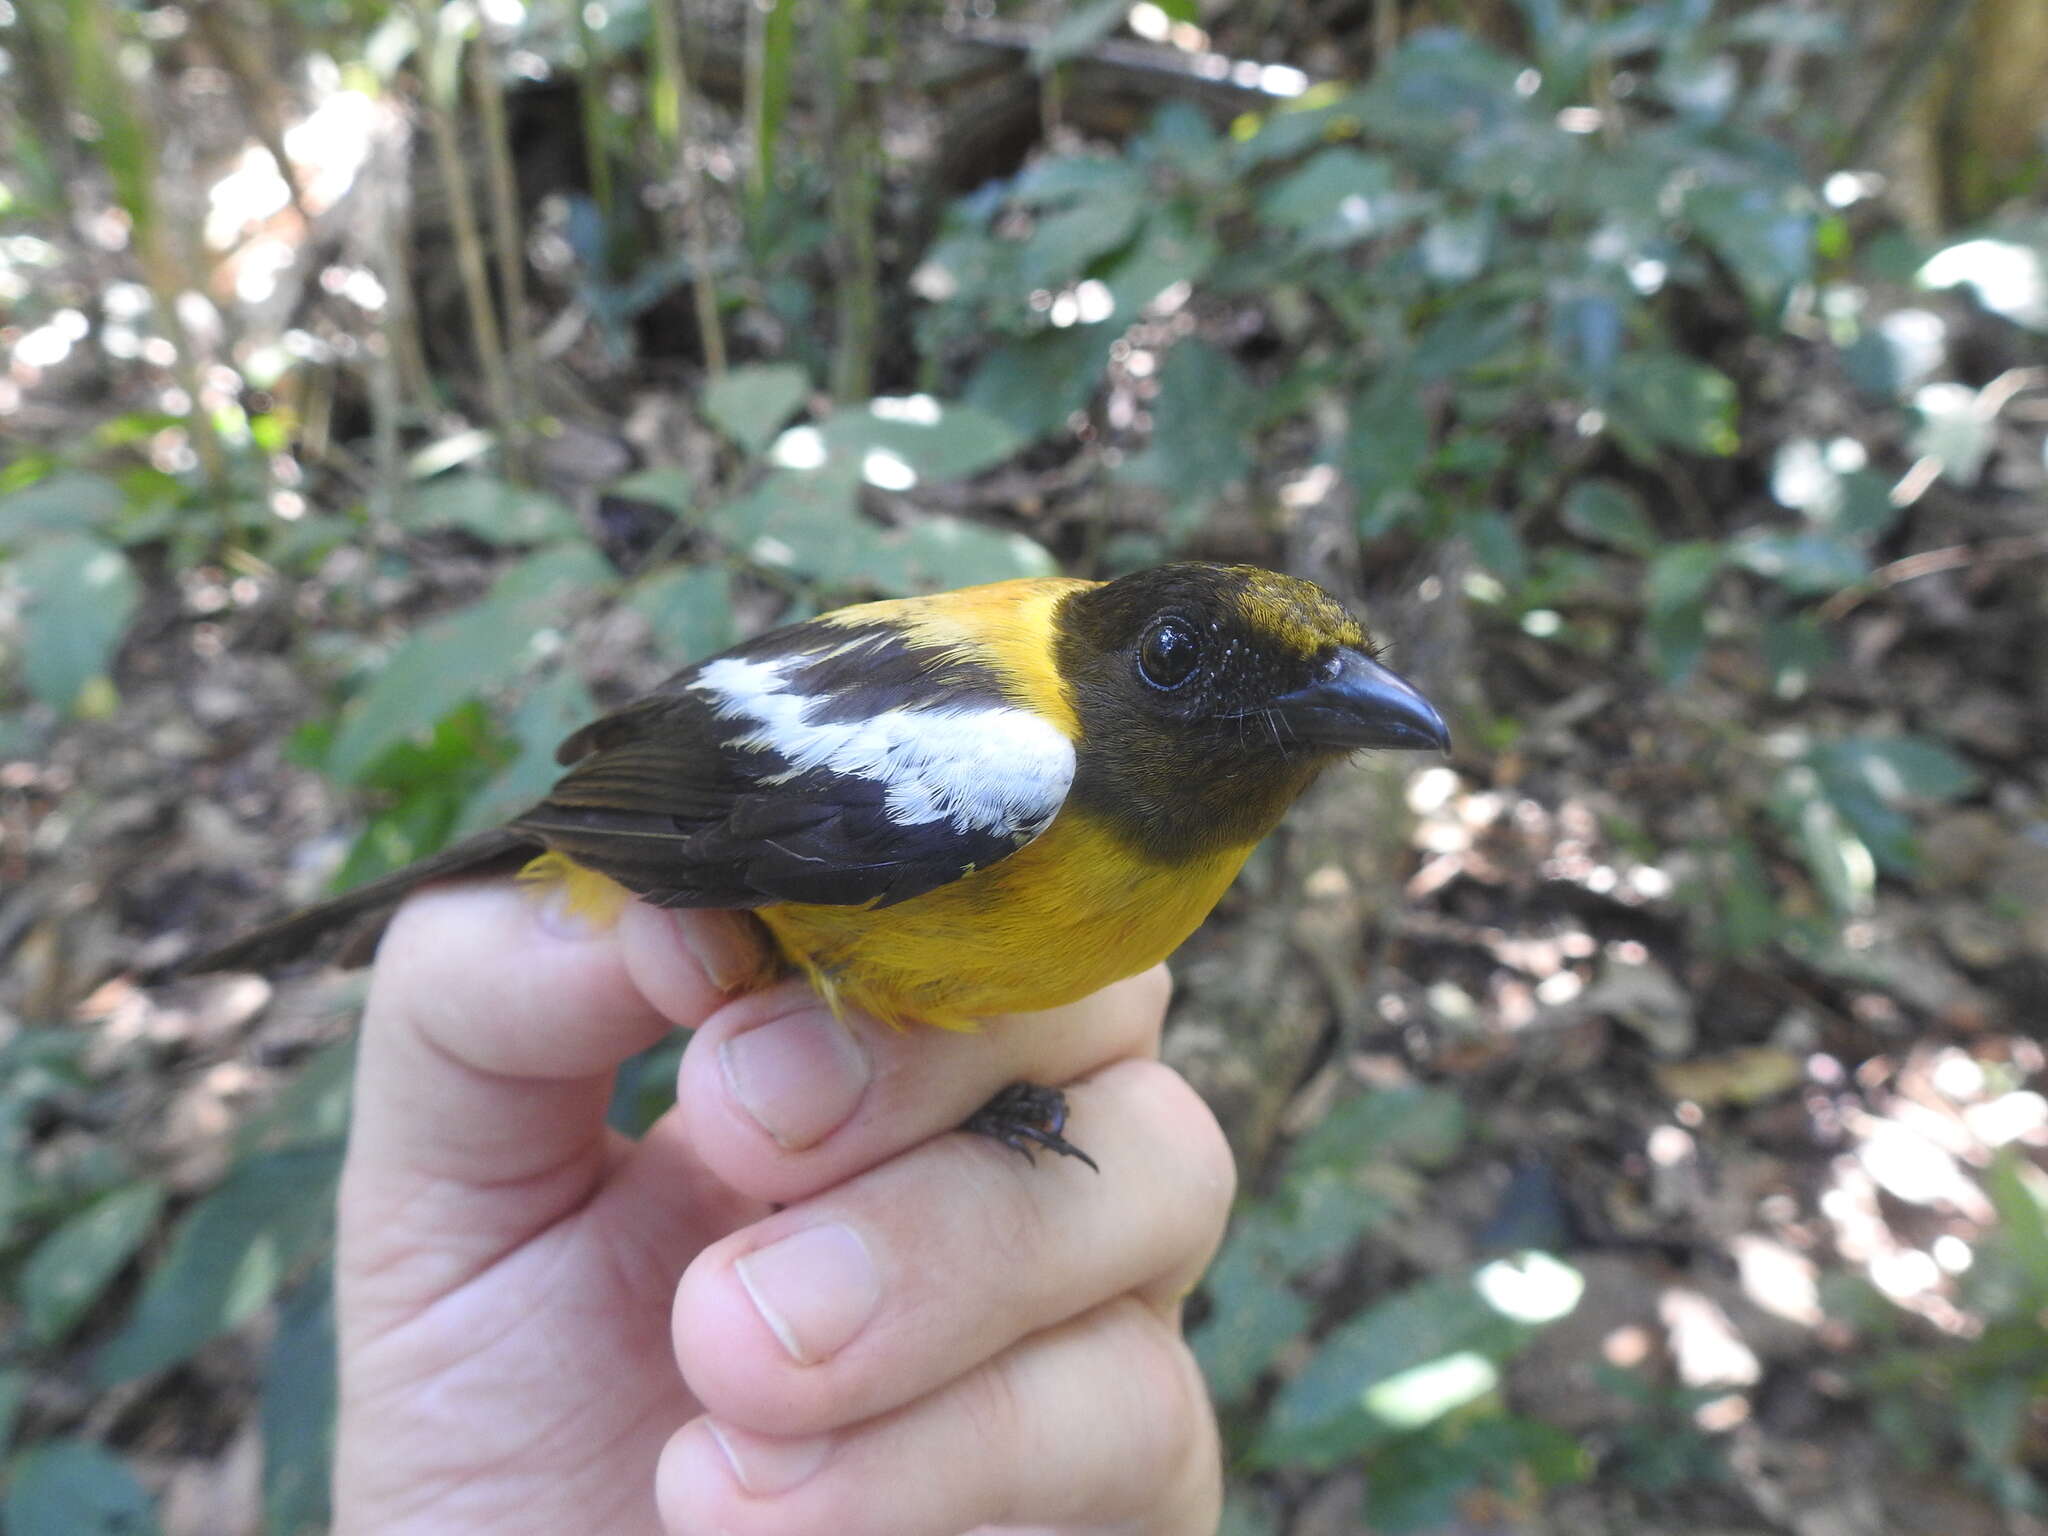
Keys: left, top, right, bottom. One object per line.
{"left": 1054, "top": 563, "right": 1447, "bottom": 857}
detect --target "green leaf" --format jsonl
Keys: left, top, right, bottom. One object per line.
{"left": 1910, "top": 382, "right": 1996, "bottom": 486}
{"left": 1286, "top": 1086, "right": 1467, "bottom": 1176}
{"left": 0, "top": 473, "right": 126, "bottom": 542}
{"left": 20, "top": 1182, "right": 164, "bottom": 1346}
{"left": 1983, "top": 1152, "right": 2048, "bottom": 1298}
{"left": 608, "top": 466, "right": 695, "bottom": 516}
{"left": 1258, "top": 149, "right": 1422, "bottom": 250}
{"left": 235, "top": 1039, "right": 356, "bottom": 1159}
{"left": 2, "top": 1440, "right": 159, "bottom": 1535}
{"left": 890, "top": 515, "right": 1057, "bottom": 589}
{"left": 1412, "top": 301, "right": 1524, "bottom": 381}
{"left": 1032, "top": 0, "right": 1128, "bottom": 70}
{"left": 1690, "top": 183, "right": 1813, "bottom": 309}
{"left": 95, "top": 1143, "right": 344, "bottom": 1385}
{"left": 1461, "top": 509, "right": 1526, "bottom": 586}
{"left": 1643, "top": 541, "right": 1723, "bottom": 682}
{"left": 263, "top": 1267, "right": 336, "bottom": 1536}
{"left": 1348, "top": 376, "right": 1430, "bottom": 531}
{"left": 702, "top": 363, "right": 812, "bottom": 456}
{"left": 1365, "top": 1415, "right": 1587, "bottom": 1533}
{"left": 1645, "top": 540, "right": 1723, "bottom": 614}
{"left": 1193, "top": 1239, "right": 1312, "bottom": 1406}
{"left": 1253, "top": 1272, "right": 1532, "bottom": 1469}
{"left": 1804, "top": 735, "right": 1979, "bottom": 875}
{"left": 1608, "top": 352, "right": 1738, "bottom": 457}
{"left": 1099, "top": 210, "right": 1219, "bottom": 319}
{"left": 398, "top": 477, "right": 583, "bottom": 545}
{"left": 1119, "top": 340, "right": 1253, "bottom": 508}
{"left": 1016, "top": 198, "right": 1143, "bottom": 290}
{"left": 1818, "top": 734, "right": 1979, "bottom": 802}
{"left": 455, "top": 666, "right": 599, "bottom": 834}
{"left": 1732, "top": 529, "right": 1868, "bottom": 594}
{"left": 629, "top": 563, "right": 736, "bottom": 662}
{"left": 963, "top": 326, "right": 1110, "bottom": 442}
{"left": 1772, "top": 764, "right": 1875, "bottom": 914}
{"left": 1421, "top": 208, "right": 1494, "bottom": 283}
{"left": 11, "top": 535, "right": 140, "bottom": 713}
{"left": 325, "top": 542, "right": 612, "bottom": 783}
{"left": 810, "top": 399, "right": 1025, "bottom": 484}
{"left": 1560, "top": 479, "right": 1658, "bottom": 555}
{"left": 0, "top": 1369, "right": 29, "bottom": 1456}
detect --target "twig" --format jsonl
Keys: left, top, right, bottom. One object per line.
{"left": 1817, "top": 533, "right": 2048, "bottom": 622}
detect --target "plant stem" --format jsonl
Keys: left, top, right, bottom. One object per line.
{"left": 469, "top": 16, "right": 535, "bottom": 474}
{"left": 649, "top": 0, "right": 728, "bottom": 377}
{"left": 826, "top": 0, "right": 879, "bottom": 402}
{"left": 745, "top": 0, "right": 796, "bottom": 217}
{"left": 572, "top": 0, "right": 618, "bottom": 248}
{"left": 412, "top": 1, "right": 519, "bottom": 471}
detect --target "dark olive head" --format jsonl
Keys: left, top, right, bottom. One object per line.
{"left": 1054, "top": 563, "right": 1446, "bottom": 858}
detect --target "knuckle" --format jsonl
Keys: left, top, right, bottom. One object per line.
{"left": 1126, "top": 1062, "right": 1239, "bottom": 1231}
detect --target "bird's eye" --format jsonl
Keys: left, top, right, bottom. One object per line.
{"left": 1137, "top": 617, "right": 1202, "bottom": 691}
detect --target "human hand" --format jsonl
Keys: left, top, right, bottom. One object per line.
{"left": 332, "top": 881, "right": 1233, "bottom": 1535}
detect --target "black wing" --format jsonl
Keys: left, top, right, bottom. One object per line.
{"left": 511, "top": 622, "right": 1076, "bottom": 910}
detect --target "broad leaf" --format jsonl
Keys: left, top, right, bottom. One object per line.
{"left": 2, "top": 1439, "right": 159, "bottom": 1536}
{"left": 629, "top": 563, "right": 736, "bottom": 662}
{"left": 455, "top": 665, "right": 598, "bottom": 834}
{"left": 0, "top": 473, "right": 125, "bottom": 542}
{"left": 325, "top": 542, "right": 612, "bottom": 782}
{"left": 20, "top": 1182, "right": 164, "bottom": 1346}
{"left": 95, "top": 1143, "right": 344, "bottom": 1385}
{"left": 702, "top": 363, "right": 812, "bottom": 456}
{"left": 1561, "top": 479, "right": 1658, "bottom": 555}
{"left": 263, "top": 1267, "right": 336, "bottom": 1536}
{"left": 1608, "top": 352, "right": 1738, "bottom": 457}
{"left": 12, "top": 535, "right": 140, "bottom": 713}
{"left": 399, "top": 477, "right": 583, "bottom": 545}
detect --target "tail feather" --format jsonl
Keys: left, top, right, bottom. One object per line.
{"left": 182, "top": 826, "right": 539, "bottom": 974}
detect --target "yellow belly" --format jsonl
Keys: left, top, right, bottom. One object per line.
{"left": 755, "top": 810, "right": 1255, "bottom": 1028}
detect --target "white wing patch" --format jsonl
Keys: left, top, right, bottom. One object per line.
{"left": 690, "top": 654, "right": 1075, "bottom": 840}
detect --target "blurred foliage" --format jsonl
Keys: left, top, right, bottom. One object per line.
{"left": 1, "top": 0, "right": 2046, "bottom": 1529}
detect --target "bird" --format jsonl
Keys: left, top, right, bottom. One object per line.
{"left": 189, "top": 561, "right": 1448, "bottom": 1165}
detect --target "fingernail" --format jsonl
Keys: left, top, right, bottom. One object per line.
{"left": 734, "top": 1222, "right": 881, "bottom": 1364}
{"left": 719, "top": 1008, "right": 869, "bottom": 1150}
{"left": 705, "top": 1420, "right": 832, "bottom": 1496}
{"left": 675, "top": 910, "right": 766, "bottom": 993}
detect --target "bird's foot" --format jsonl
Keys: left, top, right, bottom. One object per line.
{"left": 961, "top": 1082, "right": 1098, "bottom": 1172}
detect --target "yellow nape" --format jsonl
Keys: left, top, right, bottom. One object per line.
{"left": 516, "top": 850, "right": 632, "bottom": 926}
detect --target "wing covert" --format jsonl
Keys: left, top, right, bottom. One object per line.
{"left": 514, "top": 622, "right": 1077, "bottom": 910}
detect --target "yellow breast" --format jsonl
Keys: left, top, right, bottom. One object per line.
{"left": 755, "top": 809, "right": 1255, "bottom": 1028}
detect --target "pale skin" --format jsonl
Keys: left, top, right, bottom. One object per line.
{"left": 334, "top": 880, "right": 1234, "bottom": 1535}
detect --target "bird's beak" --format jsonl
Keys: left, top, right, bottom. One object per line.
{"left": 1271, "top": 648, "right": 1450, "bottom": 753}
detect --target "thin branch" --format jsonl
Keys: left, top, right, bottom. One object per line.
{"left": 1817, "top": 533, "right": 2048, "bottom": 622}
